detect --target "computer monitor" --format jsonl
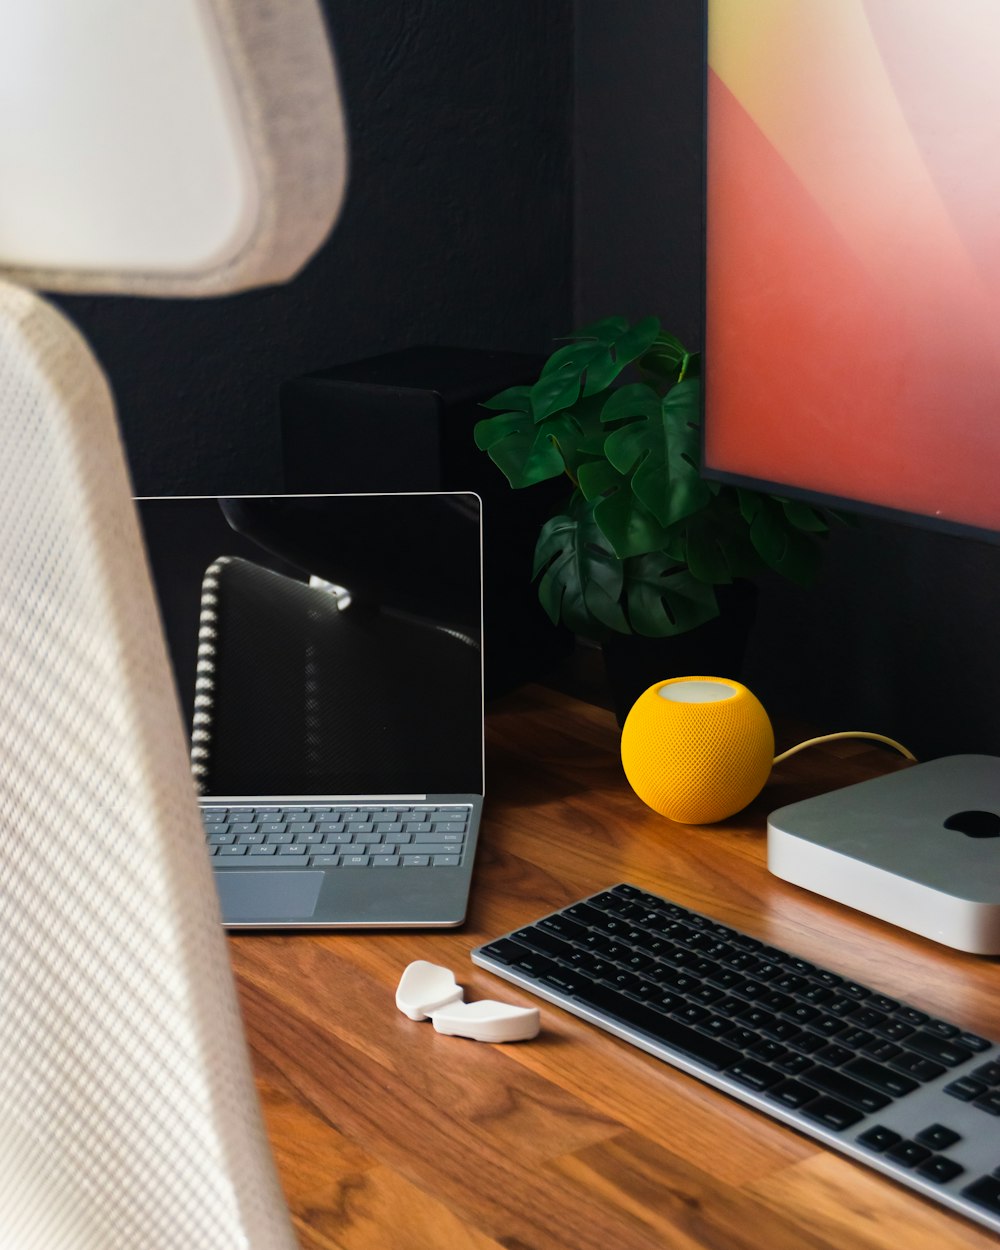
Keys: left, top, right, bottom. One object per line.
{"left": 702, "top": 0, "right": 1000, "bottom": 545}
{"left": 701, "top": 1, "right": 1000, "bottom": 947}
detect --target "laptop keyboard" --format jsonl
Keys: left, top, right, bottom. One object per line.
{"left": 473, "top": 883, "right": 1000, "bottom": 1234}
{"left": 202, "top": 804, "right": 469, "bottom": 869}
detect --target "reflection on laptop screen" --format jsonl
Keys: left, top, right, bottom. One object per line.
{"left": 137, "top": 493, "right": 483, "bottom": 799}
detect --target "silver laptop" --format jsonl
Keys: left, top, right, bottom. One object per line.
{"left": 138, "top": 492, "right": 484, "bottom": 927}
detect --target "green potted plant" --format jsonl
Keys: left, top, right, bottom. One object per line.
{"left": 473, "top": 315, "right": 836, "bottom": 714}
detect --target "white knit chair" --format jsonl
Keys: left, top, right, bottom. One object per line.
{"left": 0, "top": 3, "right": 347, "bottom": 1247}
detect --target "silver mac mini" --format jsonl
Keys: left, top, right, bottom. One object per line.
{"left": 767, "top": 754, "right": 1000, "bottom": 955}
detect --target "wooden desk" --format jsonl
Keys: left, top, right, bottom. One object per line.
{"left": 228, "top": 686, "right": 1000, "bottom": 1250}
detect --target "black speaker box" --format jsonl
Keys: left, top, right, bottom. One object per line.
{"left": 280, "top": 345, "right": 572, "bottom": 698}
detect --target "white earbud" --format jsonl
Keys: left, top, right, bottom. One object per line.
{"left": 428, "top": 998, "right": 540, "bottom": 1043}
{"left": 394, "top": 960, "right": 464, "bottom": 1020}
{"left": 395, "top": 961, "right": 540, "bottom": 1043}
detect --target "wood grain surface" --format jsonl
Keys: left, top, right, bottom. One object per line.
{"left": 228, "top": 686, "right": 1000, "bottom": 1250}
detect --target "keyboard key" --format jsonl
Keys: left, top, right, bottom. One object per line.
{"left": 972, "top": 1062, "right": 1000, "bottom": 1085}
{"left": 310, "top": 855, "right": 341, "bottom": 867}
{"left": 869, "top": 995, "right": 900, "bottom": 1013}
{"left": 871, "top": 1019, "right": 914, "bottom": 1041}
{"left": 539, "top": 914, "right": 588, "bottom": 943}
{"left": 341, "top": 855, "right": 371, "bottom": 867}
{"left": 788, "top": 1032, "right": 828, "bottom": 1056}
{"left": 541, "top": 970, "right": 588, "bottom": 996}
{"left": 768, "top": 1079, "right": 820, "bottom": 1109}
{"left": 857, "top": 1125, "right": 903, "bottom": 1152}
{"left": 957, "top": 1033, "right": 992, "bottom": 1053}
{"left": 814, "top": 1044, "right": 853, "bottom": 1067}
{"left": 894, "top": 1007, "right": 930, "bottom": 1026}
{"left": 401, "top": 842, "right": 462, "bottom": 855}
{"left": 800, "top": 1097, "right": 864, "bottom": 1132}
{"left": 885, "top": 1140, "right": 933, "bottom": 1168}
{"left": 944, "top": 1077, "right": 987, "bottom": 1102}
{"left": 728, "top": 1059, "right": 782, "bottom": 1091}
{"left": 973, "top": 1091, "right": 1000, "bottom": 1116}
{"left": 432, "top": 855, "right": 462, "bottom": 866}
{"left": 800, "top": 1065, "right": 891, "bottom": 1114}
{"left": 277, "top": 844, "right": 307, "bottom": 856}
{"left": 774, "top": 1052, "right": 813, "bottom": 1076}
{"left": 964, "top": 1175, "right": 1000, "bottom": 1216}
{"left": 811, "top": 1014, "right": 847, "bottom": 1038}
{"left": 838, "top": 1028, "right": 875, "bottom": 1050}
{"left": 372, "top": 855, "right": 400, "bottom": 866}
{"left": 916, "top": 1156, "right": 964, "bottom": 1185}
{"left": 905, "top": 1032, "right": 975, "bottom": 1067}
{"left": 516, "top": 928, "right": 572, "bottom": 960}
{"left": 923, "top": 1019, "right": 960, "bottom": 1039}
{"left": 226, "top": 855, "right": 301, "bottom": 868}
{"left": 479, "top": 938, "right": 527, "bottom": 965}
{"left": 812, "top": 970, "right": 843, "bottom": 989}
{"left": 915, "top": 1124, "right": 961, "bottom": 1151}
{"left": 889, "top": 1053, "right": 946, "bottom": 1082}
{"left": 402, "top": 855, "right": 430, "bottom": 867}
{"left": 841, "top": 1057, "right": 918, "bottom": 1098}
{"left": 863, "top": 1039, "right": 903, "bottom": 1063}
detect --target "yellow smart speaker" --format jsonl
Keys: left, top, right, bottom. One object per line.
{"left": 620, "top": 676, "right": 774, "bottom": 824}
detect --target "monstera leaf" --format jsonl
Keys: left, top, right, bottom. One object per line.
{"left": 474, "top": 391, "right": 608, "bottom": 488}
{"left": 577, "top": 458, "right": 671, "bottom": 559}
{"left": 528, "top": 317, "right": 661, "bottom": 422}
{"left": 738, "top": 490, "right": 825, "bottom": 585}
{"left": 623, "top": 551, "right": 721, "bottom": 637}
{"left": 637, "top": 331, "right": 694, "bottom": 389}
{"left": 662, "top": 487, "right": 771, "bottom": 584}
{"left": 473, "top": 396, "right": 566, "bottom": 488}
{"left": 532, "top": 494, "right": 629, "bottom": 638}
{"left": 601, "top": 379, "right": 712, "bottom": 528}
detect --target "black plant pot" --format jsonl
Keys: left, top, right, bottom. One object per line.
{"left": 601, "top": 581, "right": 759, "bottom": 726}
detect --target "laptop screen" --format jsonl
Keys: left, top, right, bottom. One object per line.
{"left": 137, "top": 493, "right": 484, "bottom": 799}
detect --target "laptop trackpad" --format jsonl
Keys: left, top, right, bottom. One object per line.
{"left": 215, "top": 871, "right": 323, "bottom": 923}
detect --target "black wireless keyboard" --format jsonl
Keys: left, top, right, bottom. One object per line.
{"left": 472, "top": 883, "right": 1000, "bottom": 1235}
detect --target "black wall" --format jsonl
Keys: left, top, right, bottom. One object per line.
{"left": 575, "top": 0, "right": 1000, "bottom": 760}
{"left": 51, "top": 2, "right": 574, "bottom": 497}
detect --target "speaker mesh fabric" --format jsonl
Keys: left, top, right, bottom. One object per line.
{"left": 0, "top": 281, "right": 295, "bottom": 1248}
{"left": 620, "top": 677, "right": 775, "bottom": 825}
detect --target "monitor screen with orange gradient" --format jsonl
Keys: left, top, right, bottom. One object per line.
{"left": 703, "top": 0, "right": 1000, "bottom": 539}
